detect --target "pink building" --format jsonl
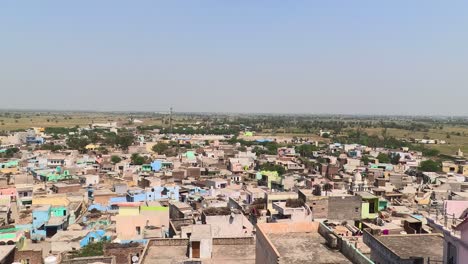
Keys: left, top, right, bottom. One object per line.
{"left": 444, "top": 200, "right": 468, "bottom": 218}
{"left": 0, "top": 188, "right": 17, "bottom": 201}
{"left": 444, "top": 218, "right": 468, "bottom": 264}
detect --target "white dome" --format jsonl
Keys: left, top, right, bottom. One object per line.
{"left": 363, "top": 178, "right": 368, "bottom": 187}
{"left": 354, "top": 172, "right": 362, "bottom": 182}
{"left": 44, "top": 256, "right": 58, "bottom": 264}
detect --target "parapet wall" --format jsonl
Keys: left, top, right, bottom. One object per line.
{"left": 257, "top": 221, "right": 319, "bottom": 234}
{"left": 213, "top": 236, "right": 254, "bottom": 245}
{"left": 148, "top": 238, "right": 189, "bottom": 246}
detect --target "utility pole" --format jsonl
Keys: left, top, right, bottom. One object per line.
{"left": 169, "top": 107, "right": 173, "bottom": 134}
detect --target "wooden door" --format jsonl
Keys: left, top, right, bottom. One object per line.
{"left": 192, "top": 241, "right": 200, "bottom": 258}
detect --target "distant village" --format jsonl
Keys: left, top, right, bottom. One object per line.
{"left": 0, "top": 120, "right": 467, "bottom": 264}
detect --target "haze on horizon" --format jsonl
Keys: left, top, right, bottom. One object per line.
{"left": 1, "top": 1, "right": 468, "bottom": 116}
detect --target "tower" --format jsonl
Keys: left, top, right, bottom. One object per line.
{"left": 456, "top": 148, "right": 464, "bottom": 157}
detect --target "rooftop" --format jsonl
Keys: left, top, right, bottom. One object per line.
{"left": 268, "top": 232, "right": 351, "bottom": 264}
{"left": 0, "top": 245, "right": 15, "bottom": 261}
{"left": 374, "top": 234, "right": 444, "bottom": 260}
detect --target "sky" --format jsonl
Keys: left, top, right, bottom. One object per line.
{"left": 1, "top": 1, "right": 467, "bottom": 116}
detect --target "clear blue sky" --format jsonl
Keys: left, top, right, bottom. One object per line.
{"left": 1, "top": 1, "right": 467, "bottom": 115}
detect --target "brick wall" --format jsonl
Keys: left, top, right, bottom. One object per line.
{"left": 14, "top": 249, "right": 43, "bottom": 264}
{"left": 307, "top": 197, "right": 329, "bottom": 219}
{"left": 104, "top": 244, "right": 144, "bottom": 264}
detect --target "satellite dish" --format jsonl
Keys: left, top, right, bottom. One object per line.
{"left": 132, "top": 255, "right": 139, "bottom": 263}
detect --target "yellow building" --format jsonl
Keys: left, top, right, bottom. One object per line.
{"left": 460, "top": 164, "right": 468, "bottom": 176}
{"left": 118, "top": 204, "right": 140, "bottom": 216}
{"left": 0, "top": 167, "right": 18, "bottom": 174}
{"left": 442, "top": 161, "right": 458, "bottom": 174}
{"left": 32, "top": 195, "right": 70, "bottom": 207}
{"left": 85, "top": 144, "right": 99, "bottom": 151}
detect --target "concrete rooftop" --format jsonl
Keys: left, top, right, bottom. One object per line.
{"left": 375, "top": 234, "right": 444, "bottom": 260}
{"left": 268, "top": 233, "right": 351, "bottom": 264}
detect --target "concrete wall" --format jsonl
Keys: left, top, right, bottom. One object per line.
{"left": 318, "top": 222, "right": 339, "bottom": 249}
{"left": 257, "top": 222, "right": 319, "bottom": 234}
{"left": 341, "top": 240, "right": 374, "bottom": 264}
{"left": 363, "top": 230, "right": 414, "bottom": 264}
{"left": 256, "top": 225, "right": 280, "bottom": 264}
{"left": 62, "top": 256, "right": 115, "bottom": 264}
{"left": 212, "top": 236, "right": 254, "bottom": 245}
{"left": 328, "top": 196, "right": 361, "bottom": 221}
{"left": 148, "top": 238, "right": 189, "bottom": 246}
{"left": 115, "top": 209, "right": 169, "bottom": 239}
{"left": 203, "top": 214, "right": 253, "bottom": 237}
{"left": 256, "top": 222, "right": 320, "bottom": 264}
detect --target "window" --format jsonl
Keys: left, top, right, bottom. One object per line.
{"left": 136, "top": 226, "right": 141, "bottom": 235}
{"left": 21, "top": 259, "right": 30, "bottom": 264}
{"left": 355, "top": 208, "right": 359, "bottom": 212}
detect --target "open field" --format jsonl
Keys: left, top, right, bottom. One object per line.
{"left": 0, "top": 112, "right": 167, "bottom": 131}
{"left": 363, "top": 127, "right": 468, "bottom": 155}
{"left": 1, "top": 111, "right": 467, "bottom": 156}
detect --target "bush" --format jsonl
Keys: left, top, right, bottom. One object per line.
{"left": 419, "top": 160, "right": 441, "bottom": 172}
{"left": 111, "top": 155, "right": 121, "bottom": 164}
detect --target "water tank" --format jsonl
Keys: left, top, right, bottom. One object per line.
{"left": 44, "top": 255, "right": 58, "bottom": 264}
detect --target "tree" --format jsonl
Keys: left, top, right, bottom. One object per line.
{"left": 312, "top": 184, "right": 322, "bottom": 196}
{"left": 419, "top": 160, "right": 440, "bottom": 172}
{"left": 296, "top": 144, "right": 317, "bottom": 157}
{"left": 97, "top": 146, "right": 109, "bottom": 154}
{"left": 322, "top": 133, "right": 330, "bottom": 138}
{"left": 376, "top": 153, "right": 390, "bottom": 163}
{"left": 115, "top": 133, "right": 134, "bottom": 151}
{"left": 152, "top": 142, "right": 169, "bottom": 154}
{"left": 111, "top": 155, "right": 122, "bottom": 164}
{"left": 131, "top": 153, "right": 146, "bottom": 165}
{"left": 361, "top": 155, "right": 370, "bottom": 165}
{"left": 258, "top": 163, "right": 286, "bottom": 176}
{"left": 66, "top": 136, "right": 90, "bottom": 152}
{"left": 390, "top": 154, "right": 401, "bottom": 165}
{"left": 323, "top": 183, "right": 333, "bottom": 195}
{"left": 3, "top": 148, "right": 19, "bottom": 158}
{"left": 71, "top": 240, "right": 107, "bottom": 258}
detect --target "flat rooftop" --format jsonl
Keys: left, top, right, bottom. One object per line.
{"left": 375, "top": 234, "right": 444, "bottom": 260}
{"left": 268, "top": 233, "right": 351, "bottom": 264}
{"left": 143, "top": 243, "right": 187, "bottom": 264}
{"left": 143, "top": 244, "right": 255, "bottom": 264}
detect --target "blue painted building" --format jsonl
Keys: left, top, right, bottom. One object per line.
{"left": 80, "top": 230, "right": 109, "bottom": 247}
{"left": 26, "top": 136, "right": 45, "bottom": 144}
{"left": 31, "top": 205, "right": 69, "bottom": 241}
{"left": 127, "top": 187, "right": 180, "bottom": 202}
